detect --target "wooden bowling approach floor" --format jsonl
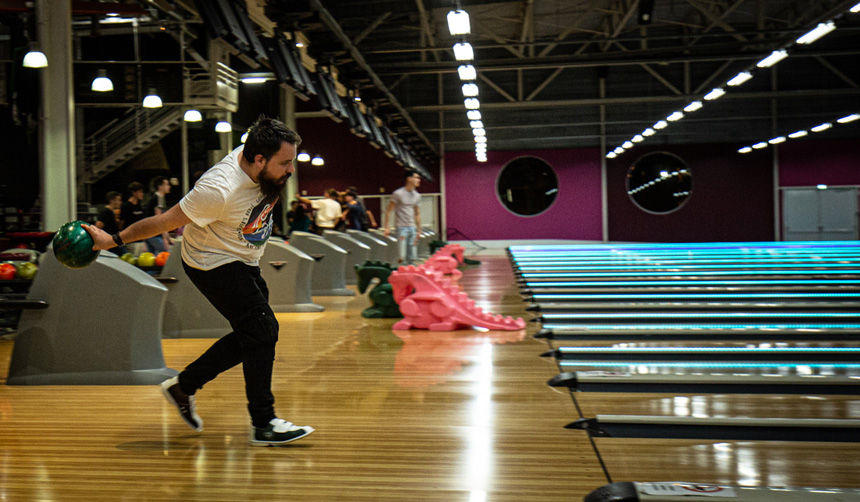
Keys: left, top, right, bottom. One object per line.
{"left": 1, "top": 255, "right": 860, "bottom": 500}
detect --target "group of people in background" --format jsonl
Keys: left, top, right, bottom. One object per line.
{"left": 96, "top": 167, "right": 424, "bottom": 267}
{"left": 290, "top": 185, "right": 377, "bottom": 235}
{"left": 288, "top": 168, "right": 423, "bottom": 265}
{"left": 95, "top": 176, "right": 176, "bottom": 256}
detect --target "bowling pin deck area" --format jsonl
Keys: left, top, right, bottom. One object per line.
{"left": 0, "top": 243, "right": 859, "bottom": 500}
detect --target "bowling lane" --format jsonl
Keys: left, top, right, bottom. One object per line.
{"left": 512, "top": 242, "right": 860, "bottom": 491}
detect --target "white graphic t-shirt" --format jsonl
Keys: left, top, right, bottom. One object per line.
{"left": 179, "top": 146, "right": 278, "bottom": 270}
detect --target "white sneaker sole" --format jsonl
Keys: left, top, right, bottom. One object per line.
{"left": 250, "top": 427, "right": 315, "bottom": 447}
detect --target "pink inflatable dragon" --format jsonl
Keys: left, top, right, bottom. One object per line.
{"left": 388, "top": 265, "right": 526, "bottom": 331}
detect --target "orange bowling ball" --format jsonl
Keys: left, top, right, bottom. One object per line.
{"left": 155, "top": 251, "right": 170, "bottom": 267}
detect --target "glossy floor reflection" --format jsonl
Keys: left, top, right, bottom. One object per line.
{"left": 0, "top": 256, "right": 600, "bottom": 501}
{"left": 3, "top": 255, "right": 860, "bottom": 500}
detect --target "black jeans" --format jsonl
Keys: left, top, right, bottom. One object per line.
{"left": 179, "top": 260, "right": 279, "bottom": 428}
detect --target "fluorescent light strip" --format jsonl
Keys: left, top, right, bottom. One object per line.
{"left": 811, "top": 122, "right": 832, "bottom": 132}
{"left": 768, "top": 136, "right": 786, "bottom": 144}
{"left": 796, "top": 21, "right": 836, "bottom": 45}
{"left": 453, "top": 42, "right": 474, "bottom": 61}
{"left": 642, "top": 128, "right": 656, "bottom": 136}
{"left": 704, "top": 88, "right": 725, "bottom": 100}
{"left": 788, "top": 130, "right": 808, "bottom": 138}
{"left": 462, "top": 83, "right": 479, "bottom": 97}
{"left": 757, "top": 50, "right": 788, "bottom": 68}
{"left": 727, "top": 71, "right": 753, "bottom": 86}
{"left": 837, "top": 114, "right": 859, "bottom": 123}
{"left": 653, "top": 120, "right": 668, "bottom": 129}
{"left": 684, "top": 101, "right": 703, "bottom": 112}
{"left": 447, "top": 10, "right": 471, "bottom": 35}
{"left": 667, "top": 111, "right": 684, "bottom": 121}
{"left": 457, "top": 65, "right": 477, "bottom": 80}
{"left": 738, "top": 146, "right": 753, "bottom": 154}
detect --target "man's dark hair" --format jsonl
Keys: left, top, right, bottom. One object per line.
{"left": 405, "top": 169, "right": 421, "bottom": 179}
{"left": 128, "top": 182, "right": 144, "bottom": 193}
{"left": 106, "top": 191, "right": 121, "bottom": 203}
{"left": 345, "top": 191, "right": 357, "bottom": 199}
{"left": 150, "top": 176, "right": 168, "bottom": 192}
{"left": 243, "top": 116, "right": 302, "bottom": 163}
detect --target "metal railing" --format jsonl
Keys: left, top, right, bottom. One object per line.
{"left": 81, "top": 106, "right": 182, "bottom": 184}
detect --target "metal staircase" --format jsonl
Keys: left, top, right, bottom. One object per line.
{"left": 80, "top": 106, "right": 183, "bottom": 187}
{"left": 79, "top": 60, "right": 238, "bottom": 188}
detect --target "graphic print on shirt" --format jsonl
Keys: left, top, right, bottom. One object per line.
{"left": 240, "top": 195, "right": 279, "bottom": 248}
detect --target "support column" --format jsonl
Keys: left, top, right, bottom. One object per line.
{"left": 599, "top": 75, "right": 608, "bottom": 243}
{"left": 281, "top": 86, "right": 298, "bottom": 208}
{"left": 38, "top": 0, "right": 76, "bottom": 230}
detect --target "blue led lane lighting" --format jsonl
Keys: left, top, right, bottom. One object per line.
{"left": 512, "top": 249, "right": 860, "bottom": 255}
{"left": 511, "top": 250, "right": 860, "bottom": 260}
{"left": 510, "top": 248, "right": 860, "bottom": 256}
{"left": 559, "top": 361, "right": 860, "bottom": 369}
{"left": 541, "top": 312, "right": 860, "bottom": 319}
{"left": 514, "top": 257, "right": 860, "bottom": 266}
{"left": 526, "top": 279, "right": 860, "bottom": 287}
{"left": 541, "top": 323, "right": 860, "bottom": 330}
{"left": 509, "top": 241, "right": 860, "bottom": 252}
{"left": 522, "top": 269, "right": 860, "bottom": 278}
{"left": 517, "top": 263, "right": 860, "bottom": 272}
{"left": 555, "top": 346, "right": 860, "bottom": 353}
{"left": 532, "top": 293, "right": 860, "bottom": 300}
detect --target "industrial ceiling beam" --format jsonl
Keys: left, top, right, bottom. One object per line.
{"left": 308, "top": 0, "right": 439, "bottom": 156}
{"left": 405, "top": 87, "right": 860, "bottom": 112}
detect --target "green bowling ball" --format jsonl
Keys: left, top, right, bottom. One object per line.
{"left": 52, "top": 221, "right": 99, "bottom": 269}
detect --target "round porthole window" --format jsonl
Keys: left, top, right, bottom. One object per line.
{"left": 626, "top": 152, "right": 692, "bottom": 214}
{"left": 496, "top": 157, "right": 559, "bottom": 216}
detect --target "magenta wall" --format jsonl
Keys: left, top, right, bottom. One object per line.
{"left": 779, "top": 139, "right": 860, "bottom": 187}
{"left": 444, "top": 149, "right": 603, "bottom": 241}
{"left": 295, "top": 118, "right": 857, "bottom": 243}
{"left": 607, "top": 143, "right": 775, "bottom": 242}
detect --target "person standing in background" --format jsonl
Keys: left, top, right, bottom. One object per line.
{"left": 143, "top": 176, "right": 174, "bottom": 252}
{"left": 95, "top": 191, "right": 127, "bottom": 256}
{"left": 383, "top": 169, "right": 422, "bottom": 264}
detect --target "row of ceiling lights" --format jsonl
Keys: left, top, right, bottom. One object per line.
{"left": 606, "top": 1, "right": 860, "bottom": 160}
{"left": 448, "top": 8, "right": 487, "bottom": 163}
{"left": 738, "top": 112, "right": 859, "bottom": 153}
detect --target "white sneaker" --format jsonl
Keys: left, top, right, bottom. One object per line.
{"left": 250, "top": 418, "right": 314, "bottom": 446}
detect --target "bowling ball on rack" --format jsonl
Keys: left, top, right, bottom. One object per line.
{"left": 155, "top": 251, "right": 170, "bottom": 267}
{"left": 137, "top": 252, "right": 156, "bottom": 267}
{"left": 0, "top": 263, "right": 16, "bottom": 280}
{"left": 16, "top": 262, "right": 38, "bottom": 280}
{"left": 52, "top": 221, "right": 99, "bottom": 269}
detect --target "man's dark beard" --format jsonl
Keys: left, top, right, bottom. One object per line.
{"left": 259, "top": 166, "right": 290, "bottom": 199}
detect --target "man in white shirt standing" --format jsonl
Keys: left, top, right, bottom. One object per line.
{"left": 384, "top": 169, "right": 422, "bottom": 264}
{"left": 84, "top": 117, "right": 314, "bottom": 446}
{"left": 298, "top": 189, "right": 342, "bottom": 233}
